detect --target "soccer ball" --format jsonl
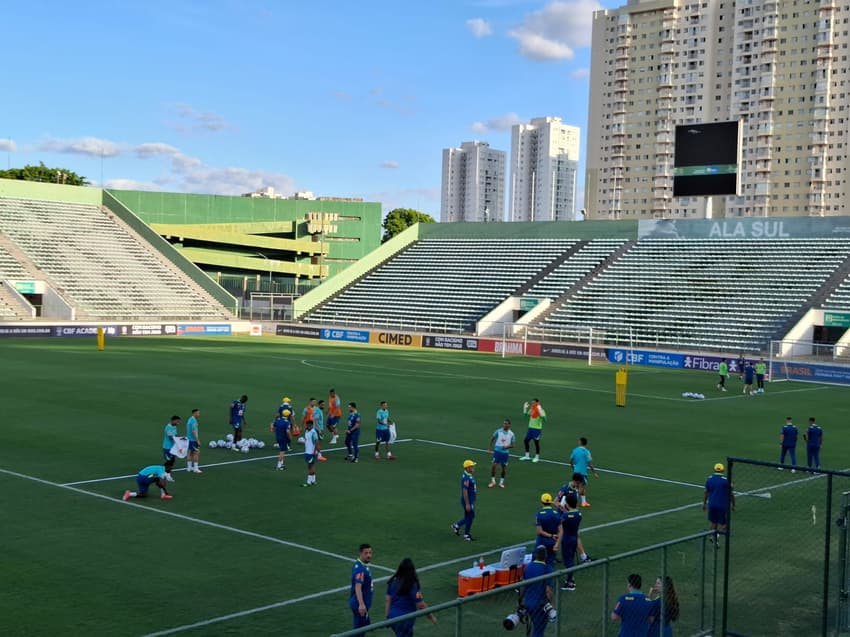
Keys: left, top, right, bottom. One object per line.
{"left": 208, "top": 441, "right": 217, "bottom": 448}
{"left": 225, "top": 442, "right": 233, "bottom": 449}
{"left": 241, "top": 446, "right": 250, "bottom": 454}
{"left": 297, "top": 436, "right": 306, "bottom": 444}
{"left": 226, "top": 433, "right": 234, "bottom": 442}
{"left": 273, "top": 442, "right": 279, "bottom": 449}
{"left": 257, "top": 441, "right": 265, "bottom": 449}
{"left": 217, "top": 440, "right": 226, "bottom": 448}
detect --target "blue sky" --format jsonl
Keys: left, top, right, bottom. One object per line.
{"left": 0, "top": 0, "right": 620, "bottom": 218}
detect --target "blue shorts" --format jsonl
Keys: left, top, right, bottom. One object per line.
{"left": 708, "top": 506, "right": 728, "bottom": 525}
{"left": 492, "top": 450, "right": 509, "bottom": 465}
{"left": 376, "top": 428, "right": 390, "bottom": 443}
{"left": 524, "top": 428, "right": 542, "bottom": 442}
{"left": 163, "top": 449, "right": 175, "bottom": 463}
{"left": 276, "top": 433, "right": 290, "bottom": 449}
{"left": 304, "top": 453, "right": 317, "bottom": 465}
{"left": 328, "top": 415, "right": 340, "bottom": 427}
{"left": 188, "top": 441, "right": 199, "bottom": 452}
{"left": 231, "top": 421, "right": 242, "bottom": 430}
{"left": 136, "top": 474, "right": 156, "bottom": 494}
{"left": 575, "top": 474, "right": 588, "bottom": 485}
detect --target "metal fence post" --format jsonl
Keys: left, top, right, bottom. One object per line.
{"left": 824, "top": 473, "right": 834, "bottom": 637}
{"left": 602, "top": 559, "right": 609, "bottom": 637}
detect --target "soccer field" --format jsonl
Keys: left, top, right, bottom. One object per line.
{"left": 2, "top": 336, "right": 848, "bottom": 636}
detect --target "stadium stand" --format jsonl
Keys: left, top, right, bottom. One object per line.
{"left": 821, "top": 272, "right": 850, "bottom": 310}
{"left": 305, "top": 238, "right": 578, "bottom": 332}
{"left": 0, "top": 197, "right": 234, "bottom": 321}
{"left": 539, "top": 238, "right": 850, "bottom": 352}
{"left": 525, "top": 239, "right": 629, "bottom": 299}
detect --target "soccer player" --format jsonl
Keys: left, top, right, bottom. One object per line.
{"left": 328, "top": 388, "right": 342, "bottom": 444}
{"left": 736, "top": 353, "right": 745, "bottom": 380}
{"left": 779, "top": 417, "right": 798, "bottom": 470}
{"left": 569, "top": 437, "right": 599, "bottom": 507}
{"left": 611, "top": 574, "right": 655, "bottom": 636}
{"left": 716, "top": 359, "right": 729, "bottom": 392}
{"left": 375, "top": 400, "right": 394, "bottom": 460}
{"left": 302, "top": 420, "right": 321, "bottom": 486}
{"left": 122, "top": 465, "right": 173, "bottom": 501}
{"left": 520, "top": 398, "right": 547, "bottom": 463}
{"left": 452, "top": 459, "right": 477, "bottom": 541}
{"left": 755, "top": 358, "right": 767, "bottom": 393}
{"left": 535, "top": 493, "right": 562, "bottom": 566}
{"left": 270, "top": 410, "right": 291, "bottom": 470}
{"left": 314, "top": 399, "right": 327, "bottom": 461}
{"left": 703, "top": 463, "right": 735, "bottom": 535}
{"left": 520, "top": 545, "right": 556, "bottom": 637}
{"left": 162, "top": 415, "right": 180, "bottom": 475}
{"left": 805, "top": 417, "right": 823, "bottom": 470}
{"left": 349, "top": 543, "right": 373, "bottom": 629}
{"left": 186, "top": 408, "right": 202, "bottom": 474}
{"left": 742, "top": 361, "right": 755, "bottom": 395}
{"left": 385, "top": 557, "right": 438, "bottom": 636}
{"left": 345, "top": 402, "right": 362, "bottom": 462}
{"left": 557, "top": 473, "right": 583, "bottom": 509}
{"left": 229, "top": 394, "right": 248, "bottom": 445}
{"left": 559, "top": 493, "right": 590, "bottom": 591}
{"left": 488, "top": 418, "right": 516, "bottom": 488}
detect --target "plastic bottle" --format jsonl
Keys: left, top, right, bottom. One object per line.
{"left": 479, "top": 556, "right": 485, "bottom": 570}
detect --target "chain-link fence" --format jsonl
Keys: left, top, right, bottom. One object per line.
{"left": 725, "top": 459, "right": 850, "bottom": 636}
{"left": 334, "top": 531, "right": 720, "bottom": 637}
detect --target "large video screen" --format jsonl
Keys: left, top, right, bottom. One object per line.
{"left": 673, "top": 121, "right": 742, "bottom": 197}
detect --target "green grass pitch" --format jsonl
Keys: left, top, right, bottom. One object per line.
{"left": 2, "top": 336, "right": 848, "bottom": 636}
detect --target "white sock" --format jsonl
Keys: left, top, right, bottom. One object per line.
{"left": 499, "top": 478, "right": 505, "bottom": 485}
{"left": 581, "top": 495, "right": 587, "bottom": 504}
{"left": 189, "top": 462, "right": 196, "bottom": 470}
{"left": 129, "top": 491, "right": 137, "bottom": 497}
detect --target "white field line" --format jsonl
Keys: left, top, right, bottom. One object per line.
{"left": 415, "top": 438, "right": 705, "bottom": 490}
{"left": 60, "top": 439, "right": 415, "bottom": 486}
{"left": 0, "top": 466, "right": 396, "bottom": 574}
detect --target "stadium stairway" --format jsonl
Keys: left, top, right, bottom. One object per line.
{"left": 511, "top": 241, "right": 587, "bottom": 296}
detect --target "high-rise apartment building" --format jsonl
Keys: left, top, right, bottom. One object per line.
{"left": 509, "top": 117, "right": 581, "bottom": 221}
{"left": 441, "top": 141, "right": 506, "bottom": 222}
{"left": 585, "top": 0, "right": 849, "bottom": 219}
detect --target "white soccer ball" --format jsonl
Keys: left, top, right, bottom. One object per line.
{"left": 208, "top": 441, "right": 217, "bottom": 448}
{"left": 297, "top": 436, "right": 306, "bottom": 444}
{"left": 257, "top": 441, "right": 265, "bottom": 449}
{"left": 226, "top": 433, "right": 234, "bottom": 442}
{"left": 225, "top": 442, "right": 233, "bottom": 449}
{"left": 241, "top": 445, "right": 250, "bottom": 454}
{"left": 217, "top": 440, "right": 226, "bottom": 448}
{"left": 273, "top": 442, "right": 279, "bottom": 449}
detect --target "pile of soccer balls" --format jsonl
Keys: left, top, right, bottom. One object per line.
{"left": 208, "top": 433, "right": 265, "bottom": 453}
{"left": 681, "top": 392, "right": 706, "bottom": 400}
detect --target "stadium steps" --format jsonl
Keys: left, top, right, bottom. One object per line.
{"left": 531, "top": 239, "right": 637, "bottom": 326}
{"left": 819, "top": 255, "right": 850, "bottom": 311}
{"left": 511, "top": 241, "right": 587, "bottom": 296}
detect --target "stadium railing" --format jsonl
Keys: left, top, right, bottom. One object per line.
{"left": 333, "top": 531, "right": 720, "bottom": 637}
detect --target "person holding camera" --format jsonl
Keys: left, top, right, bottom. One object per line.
{"left": 519, "top": 545, "right": 557, "bottom": 637}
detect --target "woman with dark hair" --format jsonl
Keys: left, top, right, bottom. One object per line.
{"left": 649, "top": 575, "right": 680, "bottom": 637}
{"left": 385, "top": 558, "right": 437, "bottom": 636}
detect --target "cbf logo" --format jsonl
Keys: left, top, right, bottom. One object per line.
{"left": 613, "top": 351, "right": 624, "bottom": 363}
{"left": 322, "top": 329, "right": 331, "bottom": 339}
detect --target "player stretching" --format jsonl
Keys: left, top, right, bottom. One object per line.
{"left": 488, "top": 419, "right": 515, "bottom": 488}
{"left": 328, "top": 389, "right": 342, "bottom": 444}
{"left": 123, "top": 465, "right": 173, "bottom": 501}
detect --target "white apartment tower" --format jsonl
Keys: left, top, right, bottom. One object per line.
{"left": 585, "top": 0, "right": 849, "bottom": 219}
{"left": 509, "top": 117, "right": 581, "bottom": 222}
{"left": 441, "top": 141, "right": 506, "bottom": 222}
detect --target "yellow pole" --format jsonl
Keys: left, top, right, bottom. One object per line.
{"left": 615, "top": 367, "right": 628, "bottom": 407}
{"left": 96, "top": 326, "right": 105, "bottom": 351}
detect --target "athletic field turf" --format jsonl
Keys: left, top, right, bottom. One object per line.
{"left": 2, "top": 336, "right": 848, "bottom": 636}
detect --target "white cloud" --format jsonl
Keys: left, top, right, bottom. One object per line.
{"left": 380, "top": 161, "right": 400, "bottom": 169}
{"left": 134, "top": 142, "right": 180, "bottom": 158}
{"left": 569, "top": 67, "right": 590, "bottom": 80}
{"left": 39, "top": 136, "right": 122, "bottom": 157}
{"left": 466, "top": 18, "right": 493, "bottom": 38}
{"left": 104, "top": 178, "right": 161, "bottom": 191}
{"left": 175, "top": 164, "right": 297, "bottom": 196}
{"left": 471, "top": 112, "right": 523, "bottom": 133}
{"left": 509, "top": 0, "right": 601, "bottom": 61}
{"left": 172, "top": 103, "right": 230, "bottom": 132}
{"left": 0, "top": 138, "right": 16, "bottom": 152}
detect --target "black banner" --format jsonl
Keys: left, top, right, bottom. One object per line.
{"left": 540, "top": 344, "right": 606, "bottom": 360}
{"left": 0, "top": 325, "right": 54, "bottom": 337}
{"left": 276, "top": 324, "right": 321, "bottom": 339}
{"left": 422, "top": 335, "right": 479, "bottom": 351}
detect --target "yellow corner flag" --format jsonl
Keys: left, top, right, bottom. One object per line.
{"left": 96, "top": 326, "right": 105, "bottom": 351}
{"left": 615, "top": 367, "right": 628, "bottom": 407}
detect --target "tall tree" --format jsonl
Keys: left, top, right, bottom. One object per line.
{"left": 382, "top": 208, "right": 436, "bottom": 242}
{"left": 0, "top": 162, "right": 89, "bottom": 186}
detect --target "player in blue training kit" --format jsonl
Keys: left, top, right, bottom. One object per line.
{"left": 779, "top": 417, "right": 798, "bottom": 469}
{"left": 374, "top": 400, "right": 394, "bottom": 460}
{"left": 611, "top": 574, "right": 655, "bottom": 637}
{"left": 230, "top": 395, "right": 248, "bottom": 445}
{"left": 557, "top": 473, "right": 582, "bottom": 507}
{"left": 559, "top": 494, "right": 589, "bottom": 591}
{"left": 186, "top": 408, "right": 202, "bottom": 473}
{"left": 805, "top": 417, "right": 823, "bottom": 470}
{"left": 703, "top": 463, "right": 735, "bottom": 534}
{"left": 569, "top": 437, "right": 599, "bottom": 507}
{"left": 270, "top": 413, "right": 291, "bottom": 470}
{"left": 349, "top": 544, "right": 373, "bottom": 629}
{"left": 521, "top": 545, "right": 556, "bottom": 637}
{"left": 535, "top": 493, "right": 562, "bottom": 566}
{"left": 162, "top": 415, "right": 180, "bottom": 473}
{"left": 123, "top": 465, "right": 172, "bottom": 501}
{"left": 452, "top": 460, "right": 477, "bottom": 541}
{"left": 345, "top": 402, "right": 362, "bottom": 462}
